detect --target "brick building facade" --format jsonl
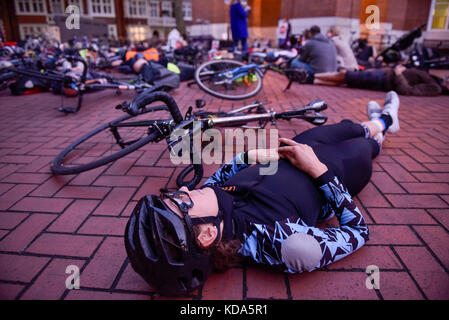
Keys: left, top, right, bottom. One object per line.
{"left": 0, "top": 0, "right": 193, "bottom": 42}
{"left": 189, "top": 0, "right": 448, "bottom": 50}
{"left": 1, "top": 0, "right": 448, "bottom": 51}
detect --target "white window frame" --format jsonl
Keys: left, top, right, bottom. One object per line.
{"left": 182, "top": 1, "right": 192, "bottom": 21}
{"left": 108, "top": 24, "right": 118, "bottom": 40}
{"left": 15, "top": 0, "right": 48, "bottom": 16}
{"left": 88, "top": 0, "right": 116, "bottom": 17}
{"left": 19, "top": 23, "right": 47, "bottom": 39}
{"left": 125, "top": 0, "right": 148, "bottom": 18}
{"left": 427, "top": 0, "right": 449, "bottom": 31}
{"left": 127, "top": 25, "right": 149, "bottom": 42}
{"left": 161, "top": 1, "right": 173, "bottom": 17}
{"left": 149, "top": 1, "right": 160, "bottom": 17}
{"left": 49, "top": 0, "right": 64, "bottom": 14}
{"left": 67, "top": 0, "right": 84, "bottom": 14}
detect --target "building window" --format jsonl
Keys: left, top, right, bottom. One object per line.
{"left": 49, "top": 0, "right": 64, "bottom": 14}
{"left": 149, "top": 1, "right": 160, "bottom": 17}
{"left": 15, "top": 0, "right": 47, "bottom": 15}
{"left": 89, "top": 0, "right": 115, "bottom": 17}
{"left": 128, "top": 25, "right": 148, "bottom": 42}
{"left": 19, "top": 24, "right": 47, "bottom": 39}
{"left": 182, "top": 2, "right": 192, "bottom": 21}
{"left": 429, "top": 0, "right": 449, "bottom": 30}
{"left": 162, "top": 1, "right": 173, "bottom": 17}
{"left": 126, "top": 0, "right": 147, "bottom": 18}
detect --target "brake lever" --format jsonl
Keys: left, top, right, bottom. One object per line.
{"left": 305, "top": 99, "right": 328, "bottom": 112}
{"left": 304, "top": 112, "right": 328, "bottom": 126}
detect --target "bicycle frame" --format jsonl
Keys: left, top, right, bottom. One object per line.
{"left": 229, "top": 63, "right": 264, "bottom": 82}
{"left": 165, "top": 99, "right": 327, "bottom": 189}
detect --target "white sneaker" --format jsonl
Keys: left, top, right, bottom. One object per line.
{"left": 367, "top": 101, "right": 382, "bottom": 120}
{"left": 382, "top": 91, "right": 400, "bottom": 134}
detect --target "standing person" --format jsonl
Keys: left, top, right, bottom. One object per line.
{"left": 327, "top": 26, "right": 359, "bottom": 71}
{"left": 230, "top": 0, "right": 251, "bottom": 53}
{"left": 125, "top": 92, "right": 402, "bottom": 296}
{"left": 291, "top": 25, "right": 338, "bottom": 83}
{"left": 149, "top": 30, "right": 161, "bottom": 48}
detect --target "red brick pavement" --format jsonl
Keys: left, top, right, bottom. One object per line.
{"left": 0, "top": 72, "right": 449, "bottom": 300}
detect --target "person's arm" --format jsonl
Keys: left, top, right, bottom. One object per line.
{"left": 393, "top": 66, "right": 442, "bottom": 96}
{"left": 236, "top": 3, "right": 249, "bottom": 18}
{"left": 203, "top": 152, "right": 249, "bottom": 186}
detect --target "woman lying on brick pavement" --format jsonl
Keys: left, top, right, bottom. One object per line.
{"left": 306, "top": 64, "right": 448, "bottom": 96}
{"left": 125, "top": 91, "right": 401, "bottom": 296}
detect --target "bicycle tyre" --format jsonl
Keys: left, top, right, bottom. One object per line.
{"left": 194, "top": 59, "right": 263, "bottom": 100}
{"left": 51, "top": 107, "right": 165, "bottom": 175}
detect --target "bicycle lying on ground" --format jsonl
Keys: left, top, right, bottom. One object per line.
{"left": 51, "top": 91, "right": 328, "bottom": 189}
{"left": 3, "top": 55, "right": 168, "bottom": 113}
{"left": 192, "top": 54, "right": 302, "bottom": 100}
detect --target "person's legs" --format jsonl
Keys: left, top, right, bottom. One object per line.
{"left": 232, "top": 39, "right": 238, "bottom": 52}
{"left": 290, "top": 91, "right": 400, "bottom": 196}
{"left": 292, "top": 120, "right": 368, "bottom": 147}
{"left": 313, "top": 71, "right": 347, "bottom": 84}
{"left": 344, "top": 69, "right": 387, "bottom": 91}
{"left": 331, "top": 136, "right": 380, "bottom": 195}
{"left": 290, "top": 58, "right": 314, "bottom": 74}
{"left": 241, "top": 38, "right": 248, "bottom": 53}
{"left": 313, "top": 79, "right": 343, "bottom": 86}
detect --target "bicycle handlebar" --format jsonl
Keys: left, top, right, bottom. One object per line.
{"left": 127, "top": 90, "right": 184, "bottom": 123}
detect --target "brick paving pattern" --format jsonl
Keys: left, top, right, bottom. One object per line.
{"left": 0, "top": 72, "right": 448, "bottom": 300}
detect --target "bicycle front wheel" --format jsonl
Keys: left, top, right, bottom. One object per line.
{"left": 195, "top": 59, "right": 263, "bottom": 100}
{"left": 51, "top": 105, "right": 170, "bottom": 175}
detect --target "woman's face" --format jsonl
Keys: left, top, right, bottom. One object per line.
{"left": 178, "top": 186, "right": 219, "bottom": 218}
{"left": 163, "top": 187, "right": 222, "bottom": 248}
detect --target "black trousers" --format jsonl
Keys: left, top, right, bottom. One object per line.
{"left": 292, "top": 120, "right": 380, "bottom": 196}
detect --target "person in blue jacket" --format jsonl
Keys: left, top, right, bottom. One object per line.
{"left": 230, "top": 0, "right": 251, "bottom": 53}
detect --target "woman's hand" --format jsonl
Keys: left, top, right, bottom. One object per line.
{"left": 278, "top": 138, "right": 328, "bottom": 178}
{"left": 247, "top": 148, "right": 280, "bottom": 164}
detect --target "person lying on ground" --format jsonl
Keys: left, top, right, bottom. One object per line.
{"left": 308, "top": 64, "right": 447, "bottom": 96}
{"left": 125, "top": 91, "right": 401, "bottom": 296}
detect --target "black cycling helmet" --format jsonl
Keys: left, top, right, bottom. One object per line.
{"left": 124, "top": 191, "right": 222, "bottom": 296}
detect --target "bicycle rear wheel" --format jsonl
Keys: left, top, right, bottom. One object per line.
{"left": 51, "top": 105, "right": 171, "bottom": 175}
{"left": 195, "top": 59, "right": 263, "bottom": 100}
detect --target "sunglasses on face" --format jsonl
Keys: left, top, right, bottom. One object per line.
{"left": 160, "top": 189, "right": 196, "bottom": 235}
{"left": 160, "top": 189, "right": 194, "bottom": 214}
